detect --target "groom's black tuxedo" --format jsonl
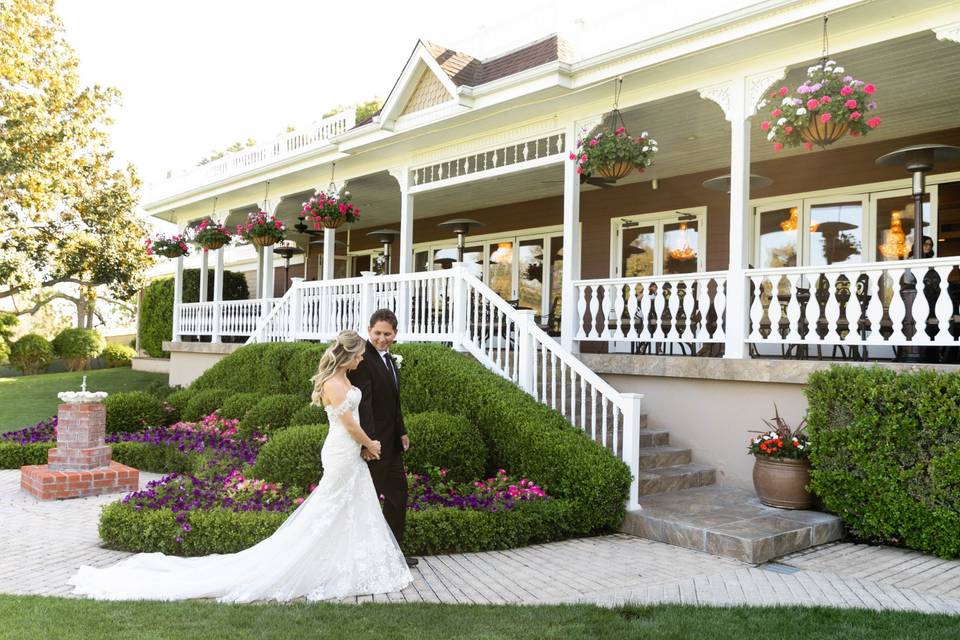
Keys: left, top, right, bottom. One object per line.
{"left": 347, "top": 340, "right": 407, "bottom": 545}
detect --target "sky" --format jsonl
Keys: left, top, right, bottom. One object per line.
{"left": 56, "top": 0, "right": 759, "bottom": 184}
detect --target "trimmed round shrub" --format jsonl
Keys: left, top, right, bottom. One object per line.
{"left": 289, "top": 403, "right": 328, "bottom": 426}
{"left": 0, "top": 340, "right": 9, "bottom": 365}
{"left": 404, "top": 411, "right": 486, "bottom": 482}
{"left": 105, "top": 391, "right": 167, "bottom": 433}
{"left": 252, "top": 423, "right": 329, "bottom": 492}
{"left": 239, "top": 394, "right": 309, "bottom": 438}
{"left": 9, "top": 334, "right": 54, "bottom": 375}
{"left": 139, "top": 269, "right": 249, "bottom": 358}
{"left": 52, "top": 328, "right": 105, "bottom": 371}
{"left": 218, "top": 392, "right": 263, "bottom": 421}
{"left": 193, "top": 342, "right": 325, "bottom": 397}
{"left": 165, "top": 388, "right": 194, "bottom": 422}
{"left": 103, "top": 343, "right": 137, "bottom": 368}
{"left": 182, "top": 388, "right": 231, "bottom": 422}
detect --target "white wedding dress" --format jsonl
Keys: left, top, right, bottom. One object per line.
{"left": 69, "top": 387, "right": 412, "bottom": 602}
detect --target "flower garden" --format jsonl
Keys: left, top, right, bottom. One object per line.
{"left": 1, "top": 343, "right": 630, "bottom": 557}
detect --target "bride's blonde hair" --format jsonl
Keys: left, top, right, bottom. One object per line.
{"left": 310, "top": 330, "right": 366, "bottom": 405}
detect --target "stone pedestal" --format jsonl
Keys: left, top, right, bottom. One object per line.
{"left": 21, "top": 402, "right": 138, "bottom": 500}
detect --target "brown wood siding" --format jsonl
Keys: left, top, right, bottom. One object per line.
{"left": 342, "top": 127, "right": 960, "bottom": 278}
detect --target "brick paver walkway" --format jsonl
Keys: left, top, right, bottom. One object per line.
{"left": 1, "top": 471, "right": 958, "bottom": 613}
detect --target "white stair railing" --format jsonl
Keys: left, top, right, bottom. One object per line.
{"left": 241, "top": 266, "right": 644, "bottom": 509}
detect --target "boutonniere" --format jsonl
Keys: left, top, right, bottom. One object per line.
{"left": 391, "top": 354, "right": 403, "bottom": 370}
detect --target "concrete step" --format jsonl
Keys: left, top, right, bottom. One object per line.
{"left": 620, "top": 486, "right": 843, "bottom": 564}
{"left": 639, "top": 428, "right": 670, "bottom": 447}
{"left": 637, "top": 463, "right": 716, "bottom": 496}
{"left": 638, "top": 446, "right": 691, "bottom": 470}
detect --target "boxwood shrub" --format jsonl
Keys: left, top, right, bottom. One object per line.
{"left": 99, "top": 342, "right": 631, "bottom": 555}
{"left": 9, "top": 334, "right": 54, "bottom": 375}
{"left": 218, "top": 392, "right": 263, "bottom": 421}
{"left": 0, "top": 441, "right": 55, "bottom": 468}
{"left": 252, "top": 423, "right": 329, "bottom": 492}
{"left": 104, "top": 392, "right": 167, "bottom": 433}
{"left": 103, "top": 343, "right": 137, "bottom": 368}
{"left": 404, "top": 411, "right": 486, "bottom": 482}
{"left": 238, "top": 394, "right": 309, "bottom": 438}
{"left": 165, "top": 388, "right": 194, "bottom": 420}
{"left": 289, "top": 403, "right": 328, "bottom": 426}
{"left": 182, "top": 388, "right": 231, "bottom": 422}
{"left": 52, "top": 328, "right": 105, "bottom": 371}
{"left": 806, "top": 366, "right": 960, "bottom": 558}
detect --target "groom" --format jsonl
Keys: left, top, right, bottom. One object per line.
{"left": 348, "top": 308, "right": 417, "bottom": 568}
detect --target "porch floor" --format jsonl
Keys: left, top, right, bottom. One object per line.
{"left": 620, "top": 485, "right": 843, "bottom": 564}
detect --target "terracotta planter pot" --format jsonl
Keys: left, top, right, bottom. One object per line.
{"left": 321, "top": 217, "right": 345, "bottom": 229}
{"left": 752, "top": 456, "right": 812, "bottom": 509}
{"left": 801, "top": 118, "right": 849, "bottom": 148}
{"left": 251, "top": 235, "right": 278, "bottom": 248}
{"left": 202, "top": 240, "right": 226, "bottom": 251}
{"left": 595, "top": 159, "right": 635, "bottom": 180}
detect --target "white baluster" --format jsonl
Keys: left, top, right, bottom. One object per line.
{"left": 784, "top": 274, "right": 802, "bottom": 343}
{"left": 679, "top": 280, "right": 695, "bottom": 341}
{"left": 768, "top": 276, "right": 784, "bottom": 343}
{"left": 910, "top": 267, "right": 930, "bottom": 344}
{"left": 667, "top": 280, "right": 681, "bottom": 342}
{"left": 576, "top": 286, "right": 588, "bottom": 339}
{"left": 625, "top": 284, "right": 639, "bottom": 341}
{"left": 651, "top": 283, "right": 666, "bottom": 342}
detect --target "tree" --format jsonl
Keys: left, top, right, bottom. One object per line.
{"left": 323, "top": 97, "right": 382, "bottom": 124}
{"left": 0, "top": 0, "right": 150, "bottom": 328}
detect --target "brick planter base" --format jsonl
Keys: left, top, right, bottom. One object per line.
{"left": 20, "top": 461, "right": 139, "bottom": 501}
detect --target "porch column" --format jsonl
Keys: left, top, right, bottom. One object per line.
{"left": 261, "top": 244, "right": 276, "bottom": 299}
{"left": 560, "top": 122, "right": 583, "bottom": 353}
{"left": 172, "top": 254, "right": 184, "bottom": 342}
{"left": 322, "top": 228, "right": 336, "bottom": 280}
{"left": 199, "top": 248, "right": 209, "bottom": 303}
{"left": 212, "top": 247, "right": 224, "bottom": 343}
{"left": 390, "top": 167, "right": 414, "bottom": 336}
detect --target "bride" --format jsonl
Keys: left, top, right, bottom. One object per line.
{"left": 69, "top": 330, "right": 413, "bottom": 602}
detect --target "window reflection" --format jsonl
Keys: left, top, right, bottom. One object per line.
{"left": 621, "top": 225, "right": 655, "bottom": 277}
{"left": 663, "top": 221, "right": 698, "bottom": 275}
{"left": 875, "top": 195, "right": 931, "bottom": 261}
{"left": 759, "top": 207, "right": 799, "bottom": 268}
{"left": 809, "top": 202, "right": 862, "bottom": 266}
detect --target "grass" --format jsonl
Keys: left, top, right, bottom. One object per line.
{"left": 0, "top": 597, "right": 957, "bottom": 640}
{"left": 0, "top": 368, "right": 167, "bottom": 432}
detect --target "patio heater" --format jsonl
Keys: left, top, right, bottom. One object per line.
{"left": 433, "top": 257, "right": 456, "bottom": 270}
{"left": 875, "top": 144, "right": 960, "bottom": 361}
{"left": 437, "top": 218, "right": 484, "bottom": 262}
{"left": 701, "top": 174, "right": 773, "bottom": 193}
{"left": 273, "top": 241, "right": 304, "bottom": 294}
{"left": 366, "top": 228, "right": 401, "bottom": 275}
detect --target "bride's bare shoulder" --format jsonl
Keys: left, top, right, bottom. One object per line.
{"left": 321, "top": 377, "right": 350, "bottom": 406}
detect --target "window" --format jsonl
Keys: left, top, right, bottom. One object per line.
{"left": 753, "top": 196, "right": 868, "bottom": 267}
{"left": 611, "top": 209, "right": 706, "bottom": 277}
{"left": 871, "top": 188, "right": 935, "bottom": 261}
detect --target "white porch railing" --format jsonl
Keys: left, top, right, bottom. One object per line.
{"left": 178, "top": 299, "right": 280, "bottom": 339}
{"left": 144, "top": 109, "right": 355, "bottom": 203}
{"left": 746, "top": 257, "right": 960, "bottom": 349}
{"left": 206, "top": 267, "right": 643, "bottom": 509}
{"left": 573, "top": 272, "right": 728, "bottom": 352}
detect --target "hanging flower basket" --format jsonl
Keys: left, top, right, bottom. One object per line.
{"left": 145, "top": 234, "right": 189, "bottom": 259}
{"left": 300, "top": 189, "right": 360, "bottom": 230}
{"left": 189, "top": 219, "right": 232, "bottom": 252}
{"left": 236, "top": 211, "right": 285, "bottom": 247}
{"left": 571, "top": 126, "right": 658, "bottom": 183}
{"left": 760, "top": 59, "right": 880, "bottom": 152}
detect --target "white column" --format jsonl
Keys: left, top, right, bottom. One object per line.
{"left": 212, "top": 247, "right": 224, "bottom": 343}
{"left": 199, "top": 247, "right": 209, "bottom": 304}
{"left": 726, "top": 77, "right": 751, "bottom": 360}
{"left": 560, "top": 122, "right": 583, "bottom": 353}
{"left": 289, "top": 277, "right": 304, "bottom": 340}
{"left": 255, "top": 246, "right": 264, "bottom": 299}
{"left": 390, "top": 167, "right": 414, "bottom": 338}
{"left": 359, "top": 270, "right": 376, "bottom": 330}
{"left": 172, "top": 255, "right": 184, "bottom": 342}
{"left": 620, "top": 392, "right": 644, "bottom": 512}
{"left": 516, "top": 309, "right": 537, "bottom": 395}
{"left": 322, "top": 228, "right": 336, "bottom": 280}
{"left": 450, "top": 263, "right": 468, "bottom": 352}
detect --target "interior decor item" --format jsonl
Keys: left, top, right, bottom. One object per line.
{"left": 571, "top": 78, "right": 658, "bottom": 184}
{"left": 759, "top": 16, "right": 879, "bottom": 151}
{"left": 748, "top": 405, "right": 812, "bottom": 509}
{"left": 145, "top": 233, "right": 190, "bottom": 258}
{"left": 237, "top": 211, "right": 285, "bottom": 248}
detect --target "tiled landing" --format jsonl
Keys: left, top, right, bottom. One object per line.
{"left": 620, "top": 485, "right": 843, "bottom": 564}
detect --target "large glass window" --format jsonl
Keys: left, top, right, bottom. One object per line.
{"left": 875, "top": 194, "right": 932, "bottom": 261}
{"left": 621, "top": 225, "right": 655, "bottom": 277}
{"left": 808, "top": 201, "right": 863, "bottom": 266}
{"left": 488, "top": 242, "right": 514, "bottom": 301}
{"left": 517, "top": 239, "right": 543, "bottom": 312}
{"left": 758, "top": 207, "right": 799, "bottom": 268}
{"left": 662, "top": 221, "right": 699, "bottom": 275}
{"left": 614, "top": 210, "right": 705, "bottom": 277}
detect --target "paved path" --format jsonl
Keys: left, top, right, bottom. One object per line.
{"left": 1, "top": 471, "right": 959, "bottom": 614}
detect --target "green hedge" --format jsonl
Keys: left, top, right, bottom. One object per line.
{"left": 238, "top": 394, "right": 308, "bottom": 438}
{"left": 182, "top": 388, "right": 231, "bottom": 422}
{"left": 0, "top": 442, "right": 55, "bottom": 468}
{"left": 104, "top": 392, "right": 167, "bottom": 434}
{"left": 289, "top": 403, "right": 328, "bottom": 426}
{"left": 9, "top": 334, "right": 54, "bottom": 375}
{"left": 100, "top": 342, "right": 631, "bottom": 556}
{"left": 165, "top": 388, "right": 194, "bottom": 421}
{"left": 404, "top": 411, "right": 486, "bottom": 482}
{"left": 252, "top": 423, "right": 329, "bottom": 492}
{"left": 806, "top": 366, "right": 960, "bottom": 558}
{"left": 103, "top": 343, "right": 137, "bottom": 368}
{"left": 139, "top": 269, "right": 249, "bottom": 358}
{"left": 111, "top": 441, "right": 202, "bottom": 475}
{"left": 218, "top": 392, "right": 263, "bottom": 421}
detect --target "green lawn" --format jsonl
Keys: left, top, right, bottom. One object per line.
{"left": 0, "top": 597, "right": 957, "bottom": 640}
{"left": 0, "top": 368, "right": 167, "bottom": 432}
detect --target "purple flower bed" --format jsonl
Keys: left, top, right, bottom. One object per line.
{"left": 407, "top": 467, "right": 548, "bottom": 513}
{"left": 2, "top": 416, "right": 57, "bottom": 444}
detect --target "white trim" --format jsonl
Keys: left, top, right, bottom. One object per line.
{"left": 378, "top": 42, "right": 463, "bottom": 130}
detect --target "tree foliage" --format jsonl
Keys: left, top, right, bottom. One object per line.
{"left": 0, "top": 0, "right": 150, "bottom": 327}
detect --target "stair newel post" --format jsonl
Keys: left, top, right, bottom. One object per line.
{"left": 451, "top": 263, "right": 468, "bottom": 352}
{"left": 289, "top": 278, "right": 304, "bottom": 341}
{"left": 620, "top": 392, "right": 644, "bottom": 511}
{"left": 516, "top": 309, "right": 537, "bottom": 395}
{"left": 359, "top": 271, "right": 376, "bottom": 332}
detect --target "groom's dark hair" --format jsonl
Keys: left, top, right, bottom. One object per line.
{"left": 369, "top": 308, "right": 398, "bottom": 330}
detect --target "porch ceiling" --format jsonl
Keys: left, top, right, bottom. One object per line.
{"left": 275, "top": 30, "right": 960, "bottom": 233}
